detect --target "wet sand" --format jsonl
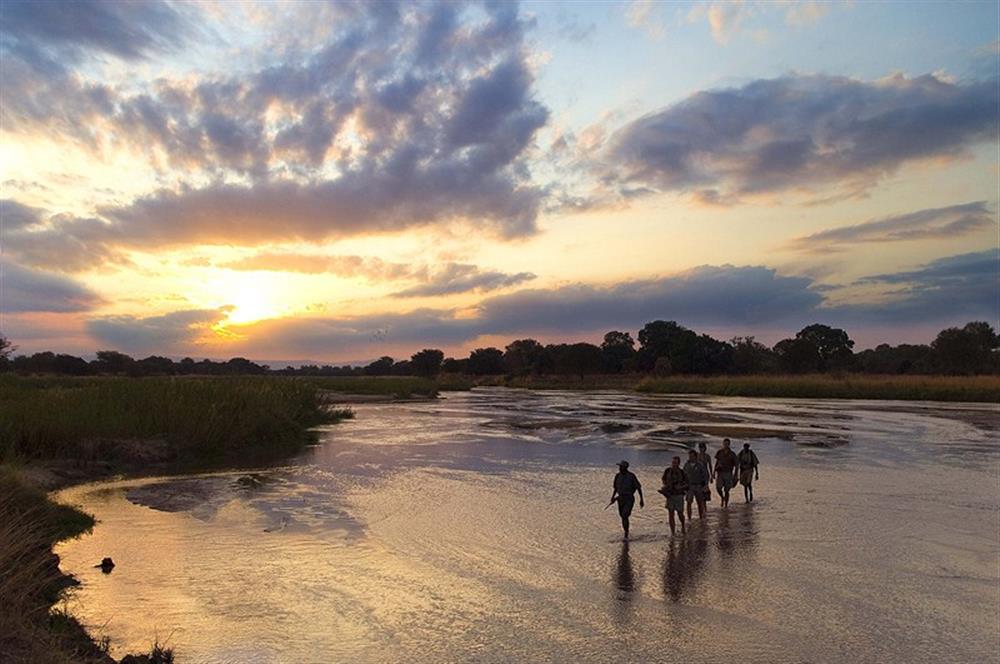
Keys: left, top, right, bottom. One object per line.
{"left": 55, "top": 389, "right": 1000, "bottom": 662}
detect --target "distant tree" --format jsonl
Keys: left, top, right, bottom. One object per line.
{"left": 0, "top": 334, "right": 15, "bottom": 360}
{"left": 855, "top": 343, "right": 935, "bottom": 374}
{"left": 137, "top": 356, "right": 177, "bottom": 375}
{"left": 177, "top": 357, "right": 197, "bottom": 375}
{"left": 467, "top": 347, "right": 505, "bottom": 375}
{"left": 932, "top": 321, "right": 999, "bottom": 374}
{"left": 795, "top": 324, "right": 854, "bottom": 371}
{"left": 410, "top": 349, "right": 444, "bottom": 377}
{"left": 225, "top": 357, "right": 266, "bottom": 374}
{"left": 503, "top": 339, "right": 544, "bottom": 375}
{"left": 729, "top": 336, "right": 778, "bottom": 374}
{"left": 0, "top": 334, "right": 14, "bottom": 372}
{"left": 390, "top": 360, "right": 412, "bottom": 375}
{"left": 364, "top": 356, "right": 395, "bottom": 376}
{"left": 546, "top": 343, "right": 604, "bottom": 377}
{"left": 636, "top": 321, "right": 697, "bottom": 372}
{"left": 94, "top": 350, "right": 135, "bottom": 375}
{"left": 773, "top": 337, "right": 821, "bottom": 373}
{"left": 53, "top": 354, "right": 92, "bottom": 375}
{"left": 441, "top": 357, "right": 469, "bottom": 373}
{"left": 600, "top": 331, "right": 636, "bottom": 373}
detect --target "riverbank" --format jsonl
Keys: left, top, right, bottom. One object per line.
{"left": 0, "top": 376, "right": 353, "bottom": 663}
{"left": 381, "top": 372, "right": 999, "bottom": 402}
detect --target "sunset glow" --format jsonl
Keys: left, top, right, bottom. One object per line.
{"left": 1, "top": 1, "right": 996, "bottom": 363}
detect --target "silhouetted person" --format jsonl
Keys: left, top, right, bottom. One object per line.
{"left": 738, "top": 442, "right": 760, "bottom": 502}
{"left": 683, "top": 449, "right": 710, "bottom": 520}
{"left": 611, "top": 460, "right": 644, "bottom": 539}
{"left": 714, "top": 438, "right": 738, "bottom": 507}
{"left": 660, "top": 455, "right": 688, "bottom": 535}
{"left": 695, "top": 440, "right": 713, "bottom": 507}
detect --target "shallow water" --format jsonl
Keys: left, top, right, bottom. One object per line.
{"left": 55, "top": 389, "right": 1000, "bottom": 663}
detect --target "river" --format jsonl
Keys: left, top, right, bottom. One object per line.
{"left": 54, "top": 389, "right": 1000, "bottom": 663}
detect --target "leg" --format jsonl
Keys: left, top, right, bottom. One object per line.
{"left": 748, "top": 482, "right": 753, "bottom": 502}
{"left": 668, "top": 511, "right": 676, "bottom": 535}
{"left": 697, "top": 495, "right": 706, "bottom": 519}
{"left": 678, "top": 511, "right": 686, "bottom": 533}
{"left": 621, "top": 515, "right": 630, "bottom": 538}
{"left": 686, "top": 496, "right": 692, "bottom": 520}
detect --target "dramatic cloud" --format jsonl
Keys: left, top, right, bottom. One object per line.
{"left": 222, "top": 251, "right": 535, "bottom": 296}
{"left": 393, "top": 263, "right": 536, "bottom": 297}
{"left": 835, "top": 250, "right": 997, "bottom": 323}
{"left": 1, "top": 259, "right": 103, "bottom": 313}
{"left": 220, "top": 264, "right": 824, "bottom": 357}
{"left": 790, "top": 201, "right": 995, "bottom": 251}
{"left": 222, "top": 253, "right": 414, "bottom": 280}
{"left": 0, "top": 0, "right": 195, "bottom": 74}
{"left": 86, "top": 308, "right": 229, "bottom": 353}
{"left": 2, "top": 1, "right": 549, "bottom": 268}
{"left": 604, "top": 73, "right": 998, "bottom": 203}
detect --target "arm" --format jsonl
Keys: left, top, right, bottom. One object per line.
{"left": 754, "top": 452, "right": 760, "bottom": 480}
{"left": 636, "top": 476, "right": 644, "bottom": 507}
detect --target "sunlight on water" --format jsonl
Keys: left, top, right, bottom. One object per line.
{"left": 55, "top": 390, "right": 1000, "bottom": 663}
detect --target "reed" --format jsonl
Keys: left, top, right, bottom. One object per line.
{"left": 636, "top": 373, "right": 1000, "bottom": 402}
{"left": 0, "top": 375, "right": 350, "bottom": 465}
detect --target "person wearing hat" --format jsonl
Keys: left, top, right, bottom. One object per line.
{"left": 610, "top": 460, "right": 644, "bottom": 539}
{"left": 737, "top": 443, "right": 760, "bottom": 502}
{"left": 660, "top": 456, "right": 688, "bottom": 535}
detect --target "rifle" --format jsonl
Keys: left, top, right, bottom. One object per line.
{"left": 604, "top": 496, "right": 618, "bottom": 510}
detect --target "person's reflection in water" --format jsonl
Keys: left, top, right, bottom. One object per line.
{"left": 615, "top": 541, "right": 636, "bottom": 593}
{"left": 661, "top": 533, "right": 710, "bottom": 602}
{"left": 716, "top": 503, "right": 759, "bottom": 563}
{"left": 611, "top": 541, "right": 638, "bottom": 627}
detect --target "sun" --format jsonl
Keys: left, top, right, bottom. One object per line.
{"left": 210, "top": 272, "right": 289, "bottom": 325}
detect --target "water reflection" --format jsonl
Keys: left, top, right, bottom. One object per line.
{"left": 662, "top": 534, "right": 710, "bottom": 602}
{"left": 611, "top": 541, "right": 637, "bottom": 627}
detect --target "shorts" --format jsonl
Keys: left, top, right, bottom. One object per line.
{"left": 666, "top": 494, "right": 685, "bottom": 513}
{"left": 716, "top": 470, "right": 735, "bottom": 491}
{"left": 739, "top": 468, "right": 755, "bottom": 486}
{"left": 686, "top": 483, "right": 707, "bottom": 502}
{"left": 617, "top": 493, "right": 635, "bottom": 518}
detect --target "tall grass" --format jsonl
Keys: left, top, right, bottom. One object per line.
{"left": 0, "top": 375, "right": 348, "bottom": 465}
{"left": 636, "top": 374, "right": 1000, "bottom": 402}
{"left": 0, "top": 469, "right": 105, "bottom": 663}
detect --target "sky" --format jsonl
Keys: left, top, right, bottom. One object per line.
{"left": 1, "top": 0, "right": 997, "bottom": 364}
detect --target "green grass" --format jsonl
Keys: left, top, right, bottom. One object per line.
{"left": 636, "top": 374, "right": 1000, "bottom": 402}
{"left": 0, "top": 375, "right": 350, "bottom": 466}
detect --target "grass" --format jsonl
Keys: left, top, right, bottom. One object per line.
{"left": 0, "top": 375, "right": 356, "bottom": 662}
{"left": 636, "top": 373, "right": 1000, "bottom": 402}
{"left": 0, "top": 375, "right": 351, "bottom": 466}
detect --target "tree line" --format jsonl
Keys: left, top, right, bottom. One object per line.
{"left": 1, "top": 320, "right": 996, "bottom": 378}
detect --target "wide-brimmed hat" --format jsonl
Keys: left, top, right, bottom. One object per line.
{"left": 617, "top": 460, "right": 629, "bottom": 468}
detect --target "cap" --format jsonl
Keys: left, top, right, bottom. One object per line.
{"left": 617, "top": 460, "right": 629, "bottom": 468}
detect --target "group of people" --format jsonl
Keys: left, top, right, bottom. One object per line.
{"left": 609, "top": 438, "right": 761, "bottom": 538}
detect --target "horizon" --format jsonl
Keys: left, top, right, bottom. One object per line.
{"left": 2, "top": 1, "right": 998, "bottom": 363}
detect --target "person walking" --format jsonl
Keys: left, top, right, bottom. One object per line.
{"left": 695, "top": 441, "right": 714, "bottom": 507}
{"left": 737, "top": 443, "right": 760, "bottom": 503}
{"left": 610, "top": 460, "right": 644, "bottom": 539}
{"left": 683, "top": 449, "right": 710, "bottom": 520}
{"left": 714, "top": 438, "right": 738, "bottom": 507}
{"left": 660, "top": 456, "right": 688, "bottom": 535}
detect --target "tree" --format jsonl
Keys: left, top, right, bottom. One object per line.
{"left": 636, "top": 321, "right": 697, "bottom": 372}
{"left": 932, "top": 321, "right": 999, "bottom": 374}
{"left": 773, "top": 337, "right": 821, "bottom": 373}
{"left": 441, "top": 357, "right": 468, "bottom": 373}
{"left": 363, "top": 356, "right": 395, "bottom": 376}
{"left": 600, "top": 331, "right": 636, "bottom": 373}
{"left": 410, "top": 349, "right": 444, "bottom": 377}
{"left": 795, "top": 324, "right": 854, "bottom": 371}
{"left": 94, "top": 350, "right": 135, "bottom": 374}
{"left": 390, "top": 360, "right": 412, "bottom": 375}
{"left": 0, "top": 335, "right": 15, "bottom": 360}
{"left": 503, "top": 339, "right": 544, "bottom": 375}
{"left": 729, "top": 336, "right": 778, "bottom": 374}
{"left": 467, "top": 347, "right": 505, "bottom": 375}
{"left": 545, "top": 343, "right": 604, "bottom": 376}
